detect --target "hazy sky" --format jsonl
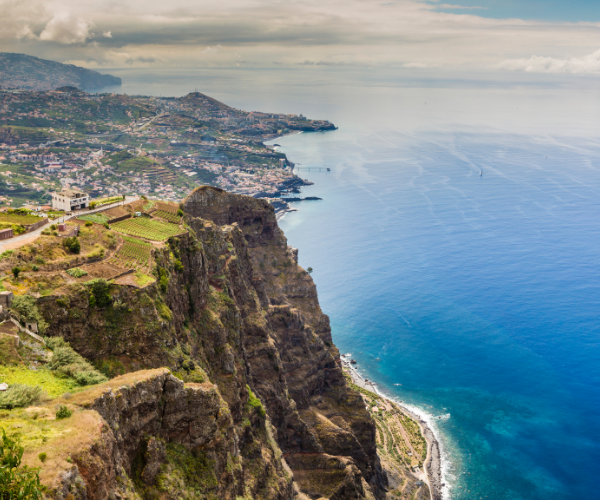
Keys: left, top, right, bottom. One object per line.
{"left": 4, "top": 0, "right": 600, "bottom": 73}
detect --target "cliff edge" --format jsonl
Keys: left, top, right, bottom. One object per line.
{"left": 11, "top": 186, "right": 389, "bottom": 499}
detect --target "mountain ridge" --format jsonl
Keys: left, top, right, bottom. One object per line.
{"left": 0, "top": 53, "right": 121, "bottom": 91}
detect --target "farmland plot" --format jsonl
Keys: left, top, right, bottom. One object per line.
{"left": 111, "top": 217, "right": 183, "bottom": 241}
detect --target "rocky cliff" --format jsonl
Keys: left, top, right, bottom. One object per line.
{"left": 35, "top": 186, "right": 386, "bottom": 499}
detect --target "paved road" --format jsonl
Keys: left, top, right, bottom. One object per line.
{"left": 0, "top": 196, "right": 139, "bottom": 254}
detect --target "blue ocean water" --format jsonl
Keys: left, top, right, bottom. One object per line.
{"left": 99, "top": 68, "right": 600, "bottom": 499}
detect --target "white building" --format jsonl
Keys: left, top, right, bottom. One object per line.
{"left": 51, "top": 189, "right": 89, "bottom": 211}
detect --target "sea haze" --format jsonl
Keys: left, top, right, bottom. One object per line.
{"left": 100, "top": 67, "right": 600, "bottom": 499}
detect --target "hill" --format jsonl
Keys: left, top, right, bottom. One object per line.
{"left": 0, "top": 53, "right": 121, "bottom": 91}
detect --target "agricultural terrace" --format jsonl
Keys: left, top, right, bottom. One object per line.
{"left": 77, "top": 213, "right": 109, "bottom": 225}
{"left": 91, "top": 196, "right": 124, "bottom": 207}
{"left": 153, "top": 210, "right": 181, "bottom": 224}
{"left": 0, "top": 212, "right": 43, "bottom": 225}
{"left": 110, "top": 236, "right": 153, "bottom": 270}
{"left": 111, "top": 217, "right": 183, "bottom": 241}
{"left": 155, "top": 201, "right": 178, "bottom": 214}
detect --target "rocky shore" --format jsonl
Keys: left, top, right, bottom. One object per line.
{"left": 341, "top": 357, "right": 444, "bottom": 500}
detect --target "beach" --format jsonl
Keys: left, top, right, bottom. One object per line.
{"left": 340, "top": 356, "right": 444, "bottom": 500}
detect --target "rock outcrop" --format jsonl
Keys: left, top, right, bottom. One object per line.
{"left": 37, "top": 186, "right": 387, "bottom": 499}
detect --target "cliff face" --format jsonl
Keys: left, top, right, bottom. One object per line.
{"left": 38, "top": 186, "right": 386, "bottom": 499}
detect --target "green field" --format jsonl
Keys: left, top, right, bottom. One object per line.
{"left": 95, "top": 196, "right": 123, "bottom": 206}
{"left": 153, "top": 210, "right": 181, "bottom": 224}
{"left": 112, "top": 236, "right": 153, "bottom": 268}
{"left": 0, "top": 213, "right": 43, "bottom": 225}
{"left": 111, "top": 217, "right": 182, "bottom": 241}
{"left": 77, "top": 213, "right": 109, "bottom": 224}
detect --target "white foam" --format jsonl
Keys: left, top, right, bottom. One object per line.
{"left": 343, "top": 360, "right": 454, "bottom": 500}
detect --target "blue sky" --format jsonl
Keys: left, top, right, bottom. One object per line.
{"left": 432, "top": 0, "right": 600, "bottom": 22}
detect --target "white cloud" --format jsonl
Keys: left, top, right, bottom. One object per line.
{"left": 436, "top": 4, "right": 486, "bottom": 9}
{"left": 103, "top": 31, "right": 112, "bottom": 38}
{"left": 39, "top": 13, "right": 92, "bottom": 44}
{"left": 16, "top": 25, "right": 37, "bottom": 40}
{"left": 497, "top": 49, "right": 600, "bottom": 74}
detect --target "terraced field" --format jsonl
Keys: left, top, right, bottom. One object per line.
{"left": 111, "top": 236, "right": 153, "bottom": 268}
{"left": 0, "top": 213, "right": 43, "bottom": 225}
{"left": 111, "top": 217, "right": 182, "bottom": 241}
{"left": 153, "top": 210, "right": 181, "bottom": 224}
{"left": 77, "top": 213, "right": 109, "bottom": 224}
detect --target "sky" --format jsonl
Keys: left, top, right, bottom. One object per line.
{"left": 3, "top": 0, "right": 600, "bottom": 74}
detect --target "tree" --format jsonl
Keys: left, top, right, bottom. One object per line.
{"left": 63, "top": 237, "right": 80, "bottom": 254}
{"left": 0, "top": 429, "right": 43, "bottom": 499}
{"left": 11, "top": 267, "right": 20, "bottom": 279}
{"left": 307, "top": 267, "right": 313, "bottom": 275}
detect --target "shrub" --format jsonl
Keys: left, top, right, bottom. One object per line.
{"left": 63, "top": 237, "right": 80, "bottom": 254}
{"left": 0, "top": 384, "right": 44, "bottom": 410}
{"left": 0, "top": 430, "right": 43, "bottom": 499}
{"left": 37, "top": 453, "right": 46, "bottom": 463}
{"left": 11, "top": 295, "right": 48, "bottom": 334}
{"left": 158, "top": 268, "right": 169, "bottom": 293}
{"left": 177, "top": 208, "right": 184, "bottom": 216}
{"left": 86, "top": 279, "right": 112, "bottom": 308}
{"left": 66, "top": 267, "right": 87, "bottom": 278}
{"left": 11, "top": 267, "right": 20, "bottom": 279}
{"left": 50, "top": 224, "right": 57, "bottom": 230}
{"left": 55, "top": 406, "right": 72, "bottom": 420}
{"left": 103, "top": 222, "right": 109, "bottom": 229}
{"left": 32, "top": 265, "right": 39, "bottom": 272}
{"left": 85, "top": 221, "right": 93, "bottom": 227}
{"left": 174, "top": 259, "right": 183, "bottom": 272}
{"left": 46, "top": 337, "right": 108, "bottom": 386}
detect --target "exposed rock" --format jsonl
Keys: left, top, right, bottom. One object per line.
{"left": 35, "top": 185, "right": 386, "bottom": 499}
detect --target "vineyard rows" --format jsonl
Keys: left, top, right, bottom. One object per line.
{"left": 111, "top": 236, "right": 153, "bottom": 269}
{"left": 153, "top": 210, "right": 181, "bottom": 224}
{"left": 111, "top": 217, "right": 182, "bottom": 241}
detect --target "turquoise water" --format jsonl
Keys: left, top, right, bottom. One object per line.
{"left": 99, "top": 68, "right": 600, "bottom": 499}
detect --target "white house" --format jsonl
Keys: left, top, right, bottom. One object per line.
{"left": 51, "top": 189, "right": 89, "bottom": 211}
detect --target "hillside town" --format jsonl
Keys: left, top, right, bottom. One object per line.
{"left": 0, "top": 88, "right": 335, "bottom": 210}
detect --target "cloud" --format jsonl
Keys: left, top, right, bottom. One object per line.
{"left": 497, "top": 49, "right": 600, "bottom": 74}
{"left": 38, "top": 13, "right": 92, "bottom": 44}
{"left": 3, "top": 0, "right": 600, "bottom": 73}
{"left": 125, "top": 55, "right": 157, "bottom": 64}
{"left": 435, "top": 4, "right": 486, "bottom": 9}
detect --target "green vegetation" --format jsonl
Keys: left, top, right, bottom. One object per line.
{"left": 11, "top": 267, "right": 21, "bottom": 279}
{"left": 55, "top": 406, "right": 72, "bottom": 420}
{"left": 153, "top": 210, "right": 181, "bottom": 224}
{"left": 0, "top": 211, "right": 42, "bottom": 225}
{"left": 85, "top": 279, "right": 112, "bottom": 308}
{"left": 0, "top": 385, "right": 44, "bottom": 410}
{"left": 133, "top": 271, "right": 154, "bottom": 287}
{"left": 246, "top": 385, "right": 266, "bottom": 418}
{"left": 78, "top": 213, "right": 108, "bottom": 224}
{"left": 155, "top": 444, "right": 218, "bottom": 494}
{"left": 63, "top": 236, "right": 81, "bottom": 254}
{"left": 0, "top": 366, "right": 81, "bottom": 398}
{"left": 45, "top": 337, "right": 108, "bottom": 386}
{"left": 112, "top": 236, "right": 152, "bottom": 268}
{"left": 0, "top": 429, "right": 43, "bottom": 499}
{"left": 11, "top": 295, "right": 48, "bottom": 334}
{"left": 112, "top": 218, "right": 182, "bottom": 241}
{"left": 66, "top": 267, "right": 88, "bottom": 278}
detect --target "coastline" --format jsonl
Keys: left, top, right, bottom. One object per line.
{"left": 340, "top": 356, "right": 444, "bottom": 500}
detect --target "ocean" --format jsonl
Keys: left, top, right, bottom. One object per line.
{"left": 96, "top": 67, "right": 600, "bottom": 499}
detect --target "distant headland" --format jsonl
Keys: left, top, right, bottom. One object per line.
{"left": 0, "top": 53, "right": 121, "bottom": 91}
